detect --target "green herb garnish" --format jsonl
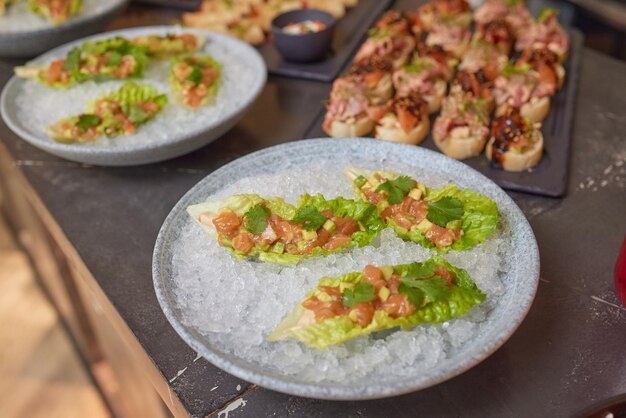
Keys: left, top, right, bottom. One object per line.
{"left": 127, "top": 105, "right": 148, "bottom": 123}
{"left": 75, "top": 114, "right": 100, "bottom": 132}
{"left": 538, "top": 7, "right": 559, "bottom": 23}
{"left": 399, "top": 276, "right": 450, "bottom": 304}
{"left": 375, "top": 176, "right": 414, "bottom": 204}
{"left": 502, "top": 62, "right": 531, "bottom": 76}
{"left": 107, "top": 51, "right": 122, "bottom": 67}
{"left": 342, "top": 283, "right": 375, "bottom": 308}
{"left": 426, "top": 196, "right": 464, "bottom": 227}
{"left": 403, "top": 261, "right": 438, "bottom": 280}
{"left": 243, "top": 204, "right": 271, "bottom": 234}
{"left": 63, "top": 47, "right": 81, "bottom": 73}
{"left": 292, "top": 206, "right": 328, "bottom": 231}
{"left": 186, "top": 65, "right": 203, "bottom": 84}
{"left": 404, "top": 60, "right": 432, "bottom": 74}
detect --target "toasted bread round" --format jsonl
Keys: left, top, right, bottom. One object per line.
{"left": 425, "top": 79, "right": 447, "bottom": 114}
{"left": 375, "top": 114, "right": 430, "bottom": 145}
{"left": 496, "top": 96, "right": 550, "bottom": 124}
{"left": 434, "top": 127, "right": 488, "bottom": 160}
{"left": 485, "top": 129, "right": 544, "bottom": 171}
{"left": 369, "top": 74, "right": 394, "bottom": 105}
{"left": 323, "top": 115, "right": 374, "bottom": 137}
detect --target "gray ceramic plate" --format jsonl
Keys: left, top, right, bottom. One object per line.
{"left": 0, "top": 26, "right": 266, "bottom": 166}
{"left": 152, "top": 138, "right": 540, "bottom": 400}
{"left": 0, "top": 0, "right": 128, "bottom": 58}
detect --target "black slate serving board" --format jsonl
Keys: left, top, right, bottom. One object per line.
{"left": 305, "top": 29, "right": 583, "bottom": 198}
{"left": 259, "top": 0, "right": 393, "bottom": 81}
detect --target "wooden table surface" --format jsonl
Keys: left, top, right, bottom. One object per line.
{"left": 1, "top": 2, "right": 625, "bottom": 417}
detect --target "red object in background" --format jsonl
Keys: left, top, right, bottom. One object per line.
{"left": 615, "top": 235, "right": 626, "bottom": 307}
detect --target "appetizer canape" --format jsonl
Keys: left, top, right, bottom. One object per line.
{"left": 268, "top": 257, "right": 485, "bottom": 349}
{"left": 486, "top": 107, "right": 544, "bottom": 171}
{"left": 28, "top": 0, "right": 82, "bottom": 24}
{"left": 432, "top": 93, "right": 490, "bottom": 159}
{"left": 132, "top": 33, "right": 205, "bottom": 58}
{"left": 472, "top": 18, "right": 514, "bottom": 55}
{"left": 374, "top": 10, "right": 423, "bottom": 37}
{"left": 15, "top": 37, "right": 149, "bottom": 89}
{"left": 458, "top": 41, "right": 508, "bottom": 84}
{"left": 425, "top": 19, "right": 472, "bottom": 58}
{"left": 417, "top": 0, "right": 471, "bottom": 31}
{"left": 414, "top": 43, "right": 459, "bottom": 81}
{"left": 169, "top": 55, "right": 221, "bottom": 108}
{"left": 473, "top": 0, "right": 532, "bottom": 37}
{"left": 187, "top": 193, "right": 385, "bottom": 265}
{"left": 516, "top": 47, "right": 565, "bottom": 90}
{"left": 353, "top": 27, "right": 415, "bottom": 69}
{"left": 349, "top": 55, "right": 394, "bottom": 105}
{"left": 392, "top": 56, "right": 448, "bottom": 113}
{"left": 492, "top": 63, "right": 552, "bottom": 123}
{"left": 47, "top": 82, "right": 167, "bottom": 143}
{"left": 515, "top": 8, "right": 569, "bottom": 63}
{"left": 347, "top": 168, "right": 498, "bottom": 252}
{"left": 449, "top": 69, "right": 495, "bottom": 112}
{"left": 323, "top": 76, "right": 374, "bottom": 137}
{"left": 373, "top": 93, "right": 430, "bottom": 145}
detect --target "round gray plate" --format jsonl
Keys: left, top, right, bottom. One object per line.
{"left": 0, "top": 0, "right": 128, "bottom": 58}
{"left": 152, "top": 138, "right": 540, "bottom": 400}
{"left": 0, "top": 26, "right": 267, "bottom": 166}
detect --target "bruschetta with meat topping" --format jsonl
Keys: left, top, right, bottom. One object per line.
{"left": 515, "top": 8, "right": 569, "bottom": 62}
{"left": 417, "top": 0, "right": 471, "bottom": 31}
{"left": 268, "top": 257, "right": 485, "bottom": 349}
{"left": 516, "top": 47, "right": 565, "bottom": 90}
{"left": 373, "top": 93, "right": 430, "bottom": 145}
{"left": 458, "top": 41, "right": 508, "bottom": 83}
{"left": 486, "top": 107, "right": 544, "bottom": 171}
{"left": 132, "top": 33, "right": 205, "bottom": 58}
{"left": 169, "top": 55, "right": 221, "bottom": 108}
{"left": 492, "top": 63, "right": 552, "bottom": 123}
{"left": 187, "top": 193, "right": 385, "bottom": 265}
{"left": 449, "top": 69, "right": 495, "bottom": 112}
{"left": 323, "top": 76, "right": 375, "bottom": 137}
{"left": 392, "top": 56, "right": 447, "bottom": 113}
{"left": 354, "top": 28, "right": 415, "bottom": 69}
{"left": 349, "top": 55, "right": 394, "bottom": 105}
{"left": 414, "top": 43, "right": 458, "bottom": 81}
{"left": 47, "top": 82, "right": 167, "bottom": 143}
{"left": 473, "top": 0, "right": 532, "bottom": 37}
{"left": 347, "top": 168, "right": 498, "bottom": 252}
{"left": 473, "top": 18, "right": 514, "bottom": 55}
{"left": 425, "top": 18, "right": 472, "bottom": 58}
{"left": 433, "top": 93, "right": 490, "bottom": 159}
{"left": 28, "top": 0, "right": 82, "bottom": 24}
{"left": 15, "top": 37, "right": 149, "bottom": 89}
{"left": 374, "top": 10, "right": 422, "bottom": 37}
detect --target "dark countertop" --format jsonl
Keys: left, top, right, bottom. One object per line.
{"left": 1, "top": 3, "right": 626, "bottom": 417}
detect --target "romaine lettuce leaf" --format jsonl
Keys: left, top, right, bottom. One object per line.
{"left": 268, "top": 257, "right": 485, "bottom": 349}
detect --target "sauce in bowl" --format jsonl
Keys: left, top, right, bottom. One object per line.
{"left": 283, "top": 20, "right": 326, "bottom": 35}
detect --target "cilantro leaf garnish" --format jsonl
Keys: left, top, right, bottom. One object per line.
{"left": 403, "top": 261, "right": 438, "bottom": 280}
{"left": 243, "top": 204, "right": 271, "bottom": 235}
{"left": 186, "top": 65, "right": 203, "bottom": 84}
{"left": 399, "top": 276, "right": 450, "bottom": 304}
{"left": 292, "top": 206, "right": 327, "bottom": 231}
{"left": 75, "top": 114, "right": 100, "bottom": 132}
{"left": 107, "top": 51, "right": 122, "bottom": 67}
{"left": 375, "top": 176, "right": 414, "bottom": 204}
{"left": 503, "top": 62, "right": 531, "bottom": 76}
{"left": 404, "top": 61, "right": 432, "bottom": 73}
{"left": 127, "top": 105, "right": 148, "bottom": 124}
{"left": 426, "top": 196, "right": 464, "bottom": 227}
{"left": 342, "top": 283, "right": 375, "bottom": 308}
{"left": 63, "top": 47, "right": 81, "bottom": 73}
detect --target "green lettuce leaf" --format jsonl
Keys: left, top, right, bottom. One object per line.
{"left": 268, "top": 257, "right": 485, "bottom": 349}
{"left": 348, "top": 168, "right": 498, "bottom": 252}
{"left": 187, "top": 193, "right": 385, "bottom": 265}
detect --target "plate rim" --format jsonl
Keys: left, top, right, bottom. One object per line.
{"left": 0, "top": 25, "right": 267, "bottom": 165}
{"left": 152, "top": 137, "right": 540, "bottom": 400}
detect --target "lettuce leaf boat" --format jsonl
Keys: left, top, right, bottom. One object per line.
{"left": 15, "top": 37, "right": 149, "bottom": 89}
{"left": 47, "top": 82, "right": 167, "bottom": 143}
{"left": 132, "top": 33, "right": 205, "bottom": 58}
{"left": 169, "top": 55, "right": 221, "bottom": 108}
{"left": 346, "top": 167, "right": 498, "bottom": 252}
{"left": 187, "top": 193, "right": 385, "bottom": 265}
{"left": 28, "top": 0, "right": 82, "bottom": 24}
{"left": 268, "top": 257, "right": 486, "bottom": 349}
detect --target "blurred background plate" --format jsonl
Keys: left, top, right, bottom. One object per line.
{"left": 0, "top": 0, "right": 129, "bottom": 58}
{"left": 0, "top": 26, "right": 267, "bottom": 166}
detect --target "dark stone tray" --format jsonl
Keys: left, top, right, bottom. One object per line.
{"left": 258, "top": 0, "right": 393, "bottom": 82}
{"left": 306, "top": 29, "right": 584, "bottom": 198}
